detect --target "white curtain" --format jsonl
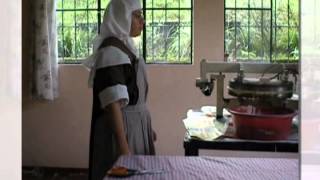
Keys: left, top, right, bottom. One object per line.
{"left": 31, "top": 0, "right": 59, "bottom": 100}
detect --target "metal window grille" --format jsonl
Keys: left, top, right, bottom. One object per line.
{"left": 224, "top": 0, "right": 300, "bottom": 63}
{"left": 56, "top": 0, "right": 110, "bottom": 64}
{"left": 143, "top": 0, "right": 193, "bottom": 64}
{"left": 56, "top": 0, "right": 193, "bottom": 64}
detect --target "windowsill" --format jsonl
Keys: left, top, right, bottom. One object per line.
{"left": 58, "top": 59, "right": 195, "bottom": 66}
{"left": 59, "top": 63, "right": 83, "bottom": 66}
{"left": 225, "top": 60, "right": 300, "bottom": 64}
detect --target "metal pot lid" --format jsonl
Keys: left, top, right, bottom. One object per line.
{"left": 228, "top": 77, "right": 293, "bottom": 99}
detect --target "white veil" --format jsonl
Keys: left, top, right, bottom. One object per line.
{"left": 83, "top": 0, "right": 141, "bottom": 87}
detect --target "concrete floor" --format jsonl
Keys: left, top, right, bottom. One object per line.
{"left": 22, "top": 167, "right": 88, "bottom": 180}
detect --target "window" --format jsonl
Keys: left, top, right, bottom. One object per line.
{"left": 224, "top": 0, "right": 300, "bottom": 62}
{"left": 56, "top": 0, "right": 193, "bottom": 64}
{"left": 143, "top": 0, "right": 193, "bottom": 64}
{"left": 56, "top": 0, "right": 110, "bottom": 63}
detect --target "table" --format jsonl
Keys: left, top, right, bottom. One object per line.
{"left": 104, "top": 155, "right": 299, "bottom": 180}
{"left": 184, "top": 118, "right": 299, "bottom": 156}
{"left": 184, "top": 136, "right": 298, "bottom": 156}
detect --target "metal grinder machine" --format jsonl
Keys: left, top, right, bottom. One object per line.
{"left": 196, "top": 59, "right": 299, "bottom": 140}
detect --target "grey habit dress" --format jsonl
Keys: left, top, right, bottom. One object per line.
{"left": 89, "top": 38, "right": 155, "bottom": 180}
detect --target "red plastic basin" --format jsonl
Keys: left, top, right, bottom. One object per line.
{"left": 228, "top": 106, "right": 297, "bottom": 140}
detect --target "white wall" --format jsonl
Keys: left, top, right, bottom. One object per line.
{"left": 22, "top": 0, "right": 297, "bottom": 168}
{"left": 1, "top": 0, "right": 21, "bottom": 179}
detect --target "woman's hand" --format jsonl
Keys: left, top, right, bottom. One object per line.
{"left": 119, "top": 143, "right": 131, "bottom": 156}
{"left": 152, "top": 130, "right": 157, "bottom": 142}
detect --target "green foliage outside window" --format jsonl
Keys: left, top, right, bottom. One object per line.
{"left": 56, "top": 0, "right": 193, "bottom": 64}
{"left": 225, "top": 0, "right": 299, "bottom": 62}
{"left": 144, "top": 6, "right": 192, "bottom": 64}
{"left": 56, "top": 0, "right": 109, "bottom": 63}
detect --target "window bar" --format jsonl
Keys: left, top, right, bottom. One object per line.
{"left": 269, "top": 0, "right": 273, "bottom": 62}
{"left": 224, "top": 0, "right": 226, "bottom": 59}
{"left": 260, "top": 0, "right": 265, "bottom": 61}
{"left": 248, "top": 0, "right": 250, "bottom": 61}
{"left": 287, "top": 0, "right": 290, "bottom": 61}
{"left": 261, "top": 0, "right": 264, "bottom": 61}
{"left": 98, "top": 0, "right": 101, "bottom": 33}
{"left": 178, "top": 0, "right": 181, "bottom": 62}
{"left": 273, "top": 0, "right": 277, "bottom": 62}
{"left": 235, "top": 0, "right": 237, "bottom": 61}
{"left": 62, "top": 0, "right": 65, "bottom": 61}
{"left": 87, "top": 0, "right": 89, "bottom": 56}
{"left": 145, "top": 7, "right": 191, "bottom": 10}
{"left": 299, "top": 0, "right": 301, "bottom": 61}
{"left": 165, "top": 0, "right": 168, "bottom": 62}
{"left": 268, "top": 3, "right": 272, "bottom": 62}
{"left": 152, "top": 0, "right": 154, "bottom": 62}
{"left": 74, "top": 0, "right": 77, "bottom": 60}
{"left": 143, "top": 0, "right": 146, "bottom": 61}
{"left": 191, "top": 0, "right": 193, "bottom": 64}
{"left": 225, "top": 7, "right": 271, "bottom": 10}
{"left": 57, "top": 8, "right": 100, "bottom": 11}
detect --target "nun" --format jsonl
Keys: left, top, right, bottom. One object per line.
{"left": 83, "top": 0, "right": 156, "bottom": 179}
